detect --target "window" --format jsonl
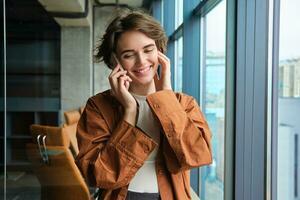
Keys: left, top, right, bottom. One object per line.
{"left": 199, "top": 1, "right": 226, "bottom": 199}
{"left": 175, "top": 0, "right": 183, "bottom": 28}
{"left": 174, "top": 37, "right": 183, "bottom": 92}
{"left": 277, "top": 0, "right": 300, "bottom": 199}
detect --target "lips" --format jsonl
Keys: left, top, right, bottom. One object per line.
{"left": 133, "top": 66, "right": 152, "bottom": 75}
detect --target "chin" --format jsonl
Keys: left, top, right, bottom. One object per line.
{"left": 133, "top": 76, "right": 155, "bottom": 86}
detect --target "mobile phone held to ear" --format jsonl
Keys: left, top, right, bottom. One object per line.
{"left": 157, "top": 64, "right": 161, "bottom": 78}
{"left": 111, "top": 53, "right": 125, "bottom": 71}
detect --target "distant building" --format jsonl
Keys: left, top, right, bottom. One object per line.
{"left": 279, "top": 58, "right": 300, "bottom": 98}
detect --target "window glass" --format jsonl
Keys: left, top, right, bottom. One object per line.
{"left": 174, "top": 37, "right": 183, "bottom": 92}
{"left": 277, "top": 0, "right": 300, "bottom": 199}
{"left": 5, "top": 1, "right": 61, "bottom": 198}
{"left": 4, "top": 0, "right": 99, "bottom": 198}
{"left": 175, "top": 0, "right": 183, "bottom": 28}
{"left": 200, "top": 1, "right": 226, "bottom": 199}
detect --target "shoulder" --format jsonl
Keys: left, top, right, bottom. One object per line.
{"left": 85, "top": 89, "right": 120, "bottom": 114}
{"left": 174, "top": 91, "right": 196, "bottom": 105}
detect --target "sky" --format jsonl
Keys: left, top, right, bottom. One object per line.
{"left": 279, "top": 0, "right": 300, "bottom": 60}
{"left": 205, "top": 0, "right": 300, "bottom": 61}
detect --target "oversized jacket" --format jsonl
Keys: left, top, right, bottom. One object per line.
{"left": 75, "top": 89, "right": 212, "bottom": 200}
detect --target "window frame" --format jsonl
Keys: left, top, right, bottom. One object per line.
{"left": 151, "top": 0, "right": 236, "bottom": 199}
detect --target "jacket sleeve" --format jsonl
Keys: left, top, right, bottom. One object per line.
{"left": 146, "top": 90, "right": 212, "bottom": 173}
{"left": 75, "top": 98, "right": 157, "bottom": 189}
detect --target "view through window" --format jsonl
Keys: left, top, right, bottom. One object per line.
{"left": 277, "top": 0, "right": 300, "bottom": 199}
{"left": 200, "top": 1, "right": 226, "bottom": 199}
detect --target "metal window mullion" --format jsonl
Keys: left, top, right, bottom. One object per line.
{"left": 169, "top": 23, "right": 183, "bottom": 42}
{"left": 224, "top": 0, "right": 237, "bottom": 199}
{"left": 244, "top": 1, "right": 256, "bottom": 200}
{"left": 192, "top": 0, "right": 223, "bottom": 17}
{"left": 270, "top": 0, "right": 280, "bottom": 199}
{"left": 201, "top": 17, "right": 207, "bottom": 114}
{"left": 252, "top": 0, "right": 269, "bottom": 199}
{"left": 152, "top": 0, "right": 163, "bottom": 24}
{"left": 163, "top": 0, "right": 175, "bottom": 89}
{"left": 3, "top": 0, "right": 6, "bottom": 198}
{"left": 235, "top": 1, "right": 247, "bottom": 198}
{"left": 183, "top": 0, "right": 201, "bottom": 100}
{"left": 199, "top": 15, "right": 207, "bottom": 199}
{"left": 235, "top": 0, "right": 270, "bottom": 199}
{"left": 183, "top": 0, "right": 201, "bottom": 195}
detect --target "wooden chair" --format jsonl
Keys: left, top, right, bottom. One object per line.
{"left": 26, "top": 124, "right": 91, "bottom": 200}
{"left": 63, "top": 108, "right": 82, "bottom": 156}
{"left": 64, "top": 109, "right": 81, "bottom": 126}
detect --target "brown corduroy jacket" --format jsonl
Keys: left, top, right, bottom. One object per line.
{"left": 75, "top": 89, "right": 212, "bottom": 200}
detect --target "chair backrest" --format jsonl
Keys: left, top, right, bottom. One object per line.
{"left": 27, "top": 124, "right": 90, "bottom": 200}
{"left": 63, "top": 123, "right": 79, "bottom": 156}
{"left": 64, "top": 109, "right": 81, "bottom": 126}
{"left": 63, "top": 109, "right": 82, "bottom": 156}
{"left": 80, "top": 106, "right": 85, "bottom": 115}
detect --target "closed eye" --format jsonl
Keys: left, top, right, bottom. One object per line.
{"left": 144, "top": 48, "right": 154, "bottom": 53}
{"left": 123, "top": 54, "right": 135, "bottom": 59}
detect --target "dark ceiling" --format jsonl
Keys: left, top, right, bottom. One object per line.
{"left": 6, "top": 0, "right": 60, "bottom": 40}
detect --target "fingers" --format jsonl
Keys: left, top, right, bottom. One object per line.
{"left": 109, "top": 70, "right": 127, "bottom": 87}
{"left": 110, "top": 71, "right": 132, "bottom": 87}
{"left": 110, "top": 64, "right": 121, "bottom": 77}
{"left": 157, "top": 51, "right": 171, "bottom": 76}
{"left": 118, "top": 75, "right": 132, "bottom": 91}
{"left": 125, "top": 80, "right": 130, "bottom": 90}
{"left": 109, "top": 68, "right": 132, "bottom": 96}
{"left": 157, "top": 52, "right": 170, "bottom": 68}
{"left": 158, "top": 51, "right": 170, "bottom": 64}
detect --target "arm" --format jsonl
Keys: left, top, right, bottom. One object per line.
{"left": 75, "top": 98, "right": 157, "bottom": 189}
{"left": 146, "top": 90, "right": 212, "bottom": 173}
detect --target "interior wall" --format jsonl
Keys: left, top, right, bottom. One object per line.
{"left": 93, "top": 6, "right": 116, "bottom": 94}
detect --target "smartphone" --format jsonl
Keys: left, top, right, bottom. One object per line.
{"left": 157, "top": 64, "right": 161, "bottom": 78}
{"left": 111, "top": 53, "right": 125, "bottom": 71}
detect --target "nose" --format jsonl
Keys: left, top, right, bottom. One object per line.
{"left": 136, "top": 52, "right": 147, "bottom": 67}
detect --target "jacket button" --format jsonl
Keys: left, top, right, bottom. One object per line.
{"left": 143, "top": 145, "right": 150, "bottom": 153}
{"left": 154, "top": 104, "right": 160, "bottom": 109}
{"left": 167, "top": 133, "right": 172, "bottom": 137}
{"left": 120, "top": 141, "right": 126, "bottom": 147}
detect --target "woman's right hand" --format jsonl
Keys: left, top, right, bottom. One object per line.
{"left": 108, "top": 64, "right": 137, "bottom": 112}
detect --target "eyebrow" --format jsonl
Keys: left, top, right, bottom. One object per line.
{"left": 120, "top": 44, "right": 155, "bottom": 55}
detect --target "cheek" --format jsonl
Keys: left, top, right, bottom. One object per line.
{"left": 120, "top": 60, "right": 134, "bottom": 70}
{"left": 150, "top": 51, "right": 159, "bottom": 64}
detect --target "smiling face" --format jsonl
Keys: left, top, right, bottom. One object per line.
{"left": 116, "top": 30, "right": 159, "bottom": 87}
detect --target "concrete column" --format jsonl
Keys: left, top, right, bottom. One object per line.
{"left": 93, "top": 7, "right": 115, "bottom": 94}
{"left": 61, "top": 26, "right": 92, "bottom": 121}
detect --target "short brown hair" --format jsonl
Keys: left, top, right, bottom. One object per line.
{"left": 94, "top": 9, "right": 168, "bottom": 69}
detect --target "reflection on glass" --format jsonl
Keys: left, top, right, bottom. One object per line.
{"left": 4, "top": 0, "right": 95, "bottom": 199}
{"left": 5, "top": 1, "right": 61, "bottom": 199}
{"left": 277, "top": 0, "right": 300, "bottom": 199}
{"left": 200, "top": 1, "right": 226, "bottom": 200}
{"left": 175, "top": 37, "right": 183, "bottom": 92}
{"left": 175, "top": 0, "right": 183, "bottom": 28}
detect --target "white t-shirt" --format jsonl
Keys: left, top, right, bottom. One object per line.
{"left": 128, "top": 92, "right": 161, "bottom": 193}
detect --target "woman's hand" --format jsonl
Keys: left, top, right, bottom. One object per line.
{"left": 108, "top": 64, "right": 137, "bottom": 118}
{"left": 154, "top": 51, "right": 173, "bottom": 91}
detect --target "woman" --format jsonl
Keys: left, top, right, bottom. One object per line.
{"left": 75, "top": 9, "right": 212, "bottom": 200}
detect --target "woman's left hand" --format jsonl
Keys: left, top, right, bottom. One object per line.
{"left": 154, "top": 51, "right": 173, "bottom": 91}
